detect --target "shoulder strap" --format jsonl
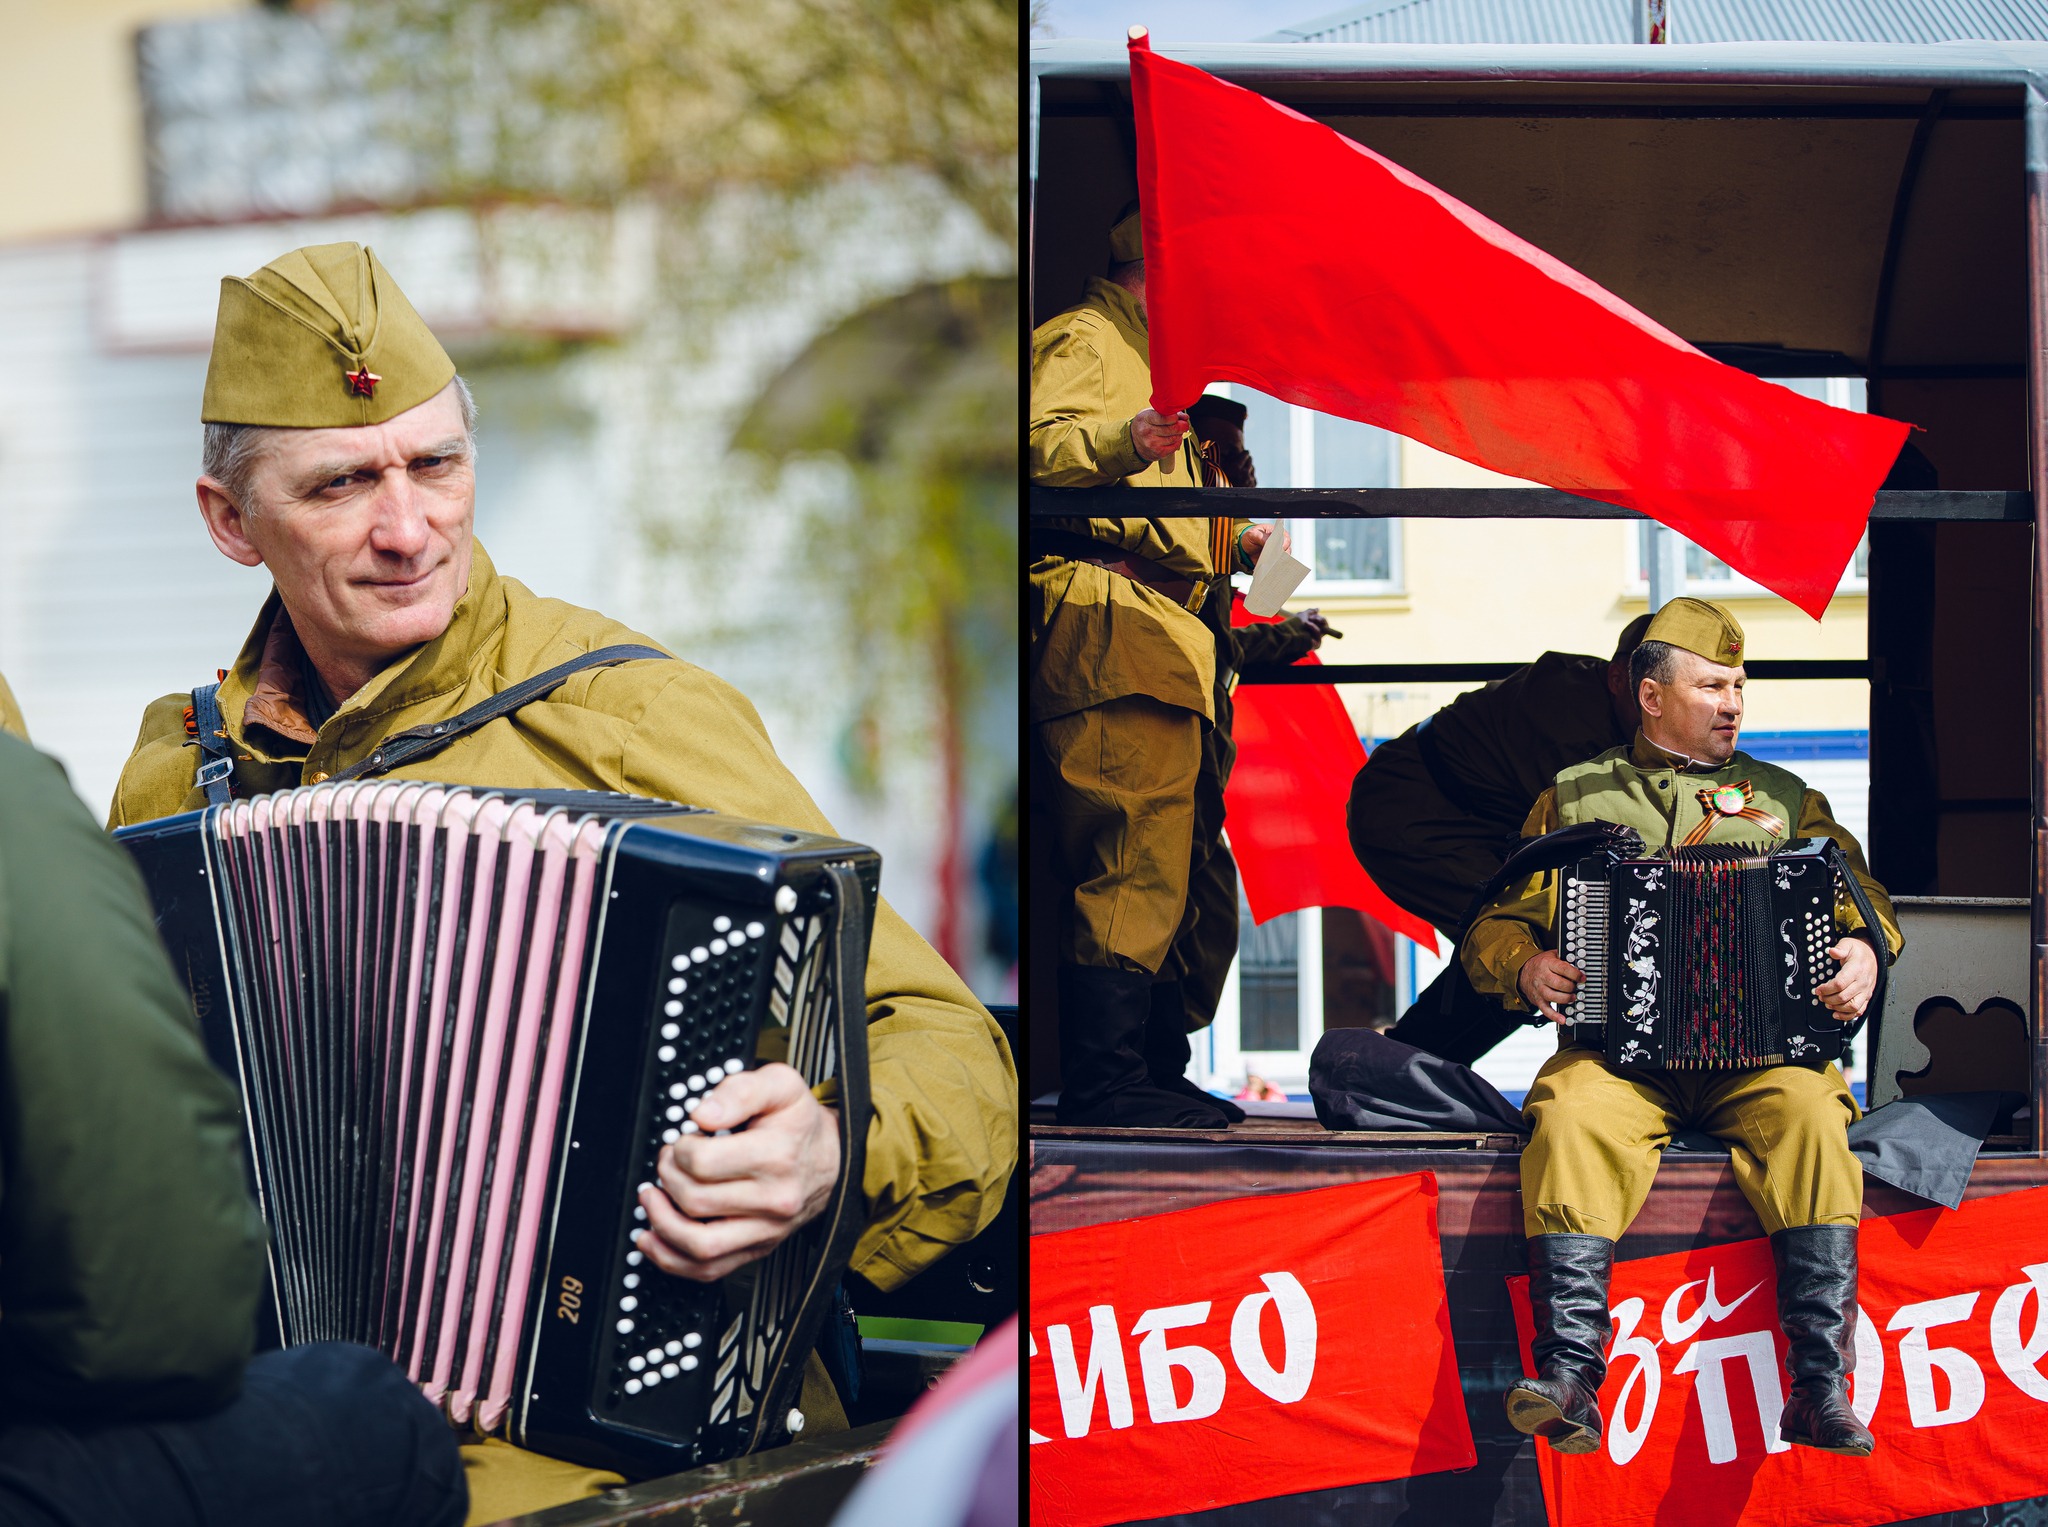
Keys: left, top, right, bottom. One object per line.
{"left": 1824, "top": 838, "right": 1892, "bottom": 1047}
{"left": 189, "top": 682, "right": 236, "bottom": 808}
{"left": 331, "top": 644, "right": 669, "bottom": 783}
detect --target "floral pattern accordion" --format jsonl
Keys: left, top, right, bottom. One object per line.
{"left": 1556, "top": 838, "right": 1856, "bottom": 1070}
{"left": 115, "top": 782, "right": 877, "bottom": 1478}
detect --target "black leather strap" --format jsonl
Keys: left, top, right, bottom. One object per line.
{"left": 330, "top": 644, "right": 669, "bottom": 783}
{"left": 189, "top": 682, "right": 236, "bottom": 808}
{"left": 1826, "top": 839, "right": 1892, "bottom": 1046}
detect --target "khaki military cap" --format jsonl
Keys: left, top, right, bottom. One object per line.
{"left": 1110, "top": 203, "right": 1143, "bottom": 263}
{"left": 201, "top": 243, "right": 455, "bottom": 427}
{"left": 1645, "top": 596, "right": 1746, "bottom": 666}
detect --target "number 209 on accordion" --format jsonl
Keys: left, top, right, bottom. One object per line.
{"left": 116, "top": 782, "right": 877, "bottom": 1477}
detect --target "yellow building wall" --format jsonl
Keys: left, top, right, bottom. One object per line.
{"left": 0, "top": 0, "right": 245, "bottom": 243}
{"left": 1281, "top": 437, "right": 1871, "bottom": 743}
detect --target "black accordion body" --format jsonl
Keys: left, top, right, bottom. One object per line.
{"left": 1555, "top": 837, "right": 1870, "bottom": 1069}
{"left": 116, "top": 782, "right": 879, "bottom": 1477}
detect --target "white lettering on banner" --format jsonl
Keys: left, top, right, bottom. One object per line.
{"left": 1989, "top": 1263, "right": 2048, "bottom": 1403}
{"left": 1673, "top": 1330, "right": 1792, "bottom": 1464}
{"left": 1661, "top": 1270, "right": 1764, "bottom": 1346}
{"left": 1047, "top": 1306, "right": 1135, "bottom": 1439}
{"left": 1888, "top": 1292, "right": 1985, "bottom": 1428}
{"left": 1852, "top": 1304, "right": 1885, "bottom": 1426}
{"left": 1606, "top": 1298, "right": 1663, "bottom": 1466}
{"left": 1230, "top": 1272, "right": 1318, "bottom": 1403}
{"left": 1131, "top": 1303, "right": 1229, "bottom": 1424}
{"left": 1028, "top": 1331, "right": 1051, "bottom": 1443}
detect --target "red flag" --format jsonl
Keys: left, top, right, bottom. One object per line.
{"left": 1505, "top": 1186, "right": 2048, "bottom": 1526}
{"left": 1029, "top": 1174, "right": 1474, "bottom": 1526}
{"left": 1128, "top": 36, "right": 1910, "bottom": 620}
{"left": 1226, "top": 596, "right": 1437, "bottom": 952}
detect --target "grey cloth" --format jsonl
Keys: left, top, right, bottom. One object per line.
{"left": 1309, "top": 1027, "right": 1526, "bottom": 1134}
{"left": 1844, "top": 1092, "right": 2021, "bottom": 1210}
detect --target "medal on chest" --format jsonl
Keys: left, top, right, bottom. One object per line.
{"left": 1682, "top": 778, "right": 1788, "bottom": 845}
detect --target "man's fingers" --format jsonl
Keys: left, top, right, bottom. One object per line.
{"left": 636, "top": 1188, "right": 777, "bottom": 1279}
{"left": 688, "top": 1064, "right": 803, "bottom": 1134}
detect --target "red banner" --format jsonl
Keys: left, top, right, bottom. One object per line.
{"left": 1508, "top": 1186, "right": 2048, "bottom": 1526}
{"left": 1028, "top": 1173, "right": 1473, "bottom": 1527}
{"left": 1225, "top": 597, "right": 1439, "bottom": 952}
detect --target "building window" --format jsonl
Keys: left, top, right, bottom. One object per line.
{"left": 1236, "top": 900, "right": 1300, "bottom": 1053}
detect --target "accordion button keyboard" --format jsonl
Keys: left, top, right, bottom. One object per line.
{"left": 683, "top": 1332, "right": 700, "bottom": 1348}
{"left": 713, "top": 917, "right": 732, "bottom": 933}
{"left": 657, "top": 1045, "right": 677, "bottom": 1062}
{"left": 681, "top": 1355, "right": 698, "bottom": 1371}
{"left": 710, "top": 939, "right": 727, "bottom": 955}
{"left": 664, "top": 1000, "right": 682, "bottom": 1017}
{"left": 620, "top": 1296, "right": 638, "bottom": 1311}
{"left": 661, "top": 1023, "right": 680, "bottom": 1039}
{"left": 746, "top": 921, "right": 765, "bottom": 938}
{"left": 626, "top": 1379, "right": 643, "bottom": 1394}
{"left": 617, "top": 1318, "right": 634, "bottom": 1334}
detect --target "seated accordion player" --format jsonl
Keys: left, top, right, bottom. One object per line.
{"left": 115, "top": 780, "right": 877, "bottom": 1477}
{"left": 1484, "top": 821, "right": 1889, "bottom": 1069}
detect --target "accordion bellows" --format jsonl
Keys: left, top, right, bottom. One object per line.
{"left": 116, "top": 782, "right": 877, "bottom": 1476}
{"left": 1558, "top": 838, "right": 1854, "bottom": 1069}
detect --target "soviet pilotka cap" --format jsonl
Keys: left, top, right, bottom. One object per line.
{"left": 1109, "top": 200, "right": 1143, "bottom": 263}
{"left": 1644, "top": 596, "right": 1746, "bottom": 666}
{"left": 201, "top": 242, "right": 456, "bottom": 427}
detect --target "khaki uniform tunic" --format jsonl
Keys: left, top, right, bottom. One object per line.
{"left": 1028, "top": 275, "right": 1248, "bottom": 973}
{"left": 1460, "top": 733, "right": 1903, "bottom": 1240}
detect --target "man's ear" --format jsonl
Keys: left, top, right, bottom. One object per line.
{"left": 197, "top": 477, "right": 265, "bottom": 569}
{"left": 1606, "top": 661, "right": 1628, "bottom": 698}
{"left": 1637, "top": 677, "right": 1662, "bottom": 718}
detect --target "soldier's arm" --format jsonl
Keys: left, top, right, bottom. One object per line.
{"left": 1234, "top": 615, "right": 1320, "bottom": 668}
{"left": 0, "top": 737, "right": 267, "bottom": 1420}
{"left": 1798, "top": 788, "right": 1904, "bottom": 960}
{"left": 618, "top": 670, "right": 1016, "bottom": 1290}
{"left": 1460, "top": 788, "right": 1564, "bottom": 1010}
{"left": 107, "top": 693, "right": 209, "bottom": 829}
{"left": 1028, "top": 332, "right": 1150, "bottom": 486}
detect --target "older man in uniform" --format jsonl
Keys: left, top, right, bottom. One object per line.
{"left": 110, "top": 242, "right": 1017, "bottom": 1521}
{"left": 1460, "top": 598, "right": 1899, "bottom": 1461}
{"left": 1030, "top": 206, "right": 1282, "bottom": 1127}
{"left": 1346, "top": 615, "right": 1652, "bottom": 1063}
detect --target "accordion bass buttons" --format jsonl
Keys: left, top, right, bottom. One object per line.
{"left": 775, "top": 886, "right": 797, "bottom": 914}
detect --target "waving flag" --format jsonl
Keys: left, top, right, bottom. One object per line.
{"left": 1127, "top": 34, "right": 1909, "bottom": 619}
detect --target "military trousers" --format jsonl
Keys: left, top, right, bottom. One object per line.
{"left": 1155, "top": 747, "right": 1236, "bottom": 1031}
{"left": 1035, "top": 693, "right": 1203, "bottom": 973}
{"left": 1520, "top": 1044, "right": 1862, "bottom": 1240}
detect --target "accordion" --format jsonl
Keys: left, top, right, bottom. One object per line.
{"left": 115, "top": 781, "right": 879, "bottom": 1477}
{"left": 1555, "top": 836, "right": 1879, "bottom": 1069}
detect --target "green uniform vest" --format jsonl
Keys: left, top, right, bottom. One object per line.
{"left": 1554, "top": 745, "right": 1805, "bottom": 851}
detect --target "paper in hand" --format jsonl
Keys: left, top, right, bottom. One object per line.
{"left": 1242, "top": 527, "right": 1310, "bottom": 616}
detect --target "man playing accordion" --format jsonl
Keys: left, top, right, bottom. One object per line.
{"left": 1460, "top": 597, "right": 1902, "bottom": 1460}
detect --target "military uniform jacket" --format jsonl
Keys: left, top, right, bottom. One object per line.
{"left": 1463, "top": 732, "right": 1903, "bottom": 1011}
{"left": 110, "top": 541, "right": 1016, "bottom": 1293}
{"left": 0, "top": 733, "right": 266, "bottom": 1420}
{"left": 1029, "top": 277, "right": 1246, "bottom": 724}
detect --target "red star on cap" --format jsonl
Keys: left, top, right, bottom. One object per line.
{"left": 344, "top": 367, "right": 381, "bottom": 398}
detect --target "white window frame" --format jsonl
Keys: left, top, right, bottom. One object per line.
{"left": 1195, "top": 907, "right": 1324, "bottom": 1094}
{"left": 1286, "top": 404, "right": 1403, "bottom": 595}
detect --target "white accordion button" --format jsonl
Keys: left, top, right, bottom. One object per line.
{"left": 671, "top": 955, "right": 688, "bottom": 972}
{"left": 710, "top": 938, "right": 727, "bottom": 955}
{"left": 725, "top": 1058, "right": 744, "bottom": 1074}
{"left": 661, "top": 1363, "right": 679, "bottom": 1379}
{"left": 788, "top": 1409, "right": 805, "bottom": 1434}
{"left": 706, "top": 1063, "right": 727, "bottom": 1080}
{"left": 625, "top": 1379, "right": 642, "bottom": 1394}
{"left": 666, "top": 1105, "right": 684, "bottom": 1122}
{"left": 661, "top": 1023, "right": 680, "bottom": 1040}
{"left": 775, "top": 886, "right": 798, "bottom": 913}
{"left": 623, "top": 1273, "right": 640, "bottom": 1289}
{"left": 657, "top": 1045, "right": 676, "bottom": 1062}
{"left": 668, "top": 978, "right": 685, "bottom": 994}
{"left": 669, "top": 1083, "right": 686, "bottom": 1099}
{"left": 683, "top": 1331, "right": 701, "bottom": 1348}
{"left": 746, "top": 922, "right": 765, "bottom": 938}
{"left": 681, "top": 1354, "right": 698, "bottom": 1371}
{"left": 691, "top": 946, "right": 709, "bottom": 963}
{"left": 626, "top": 1251, "right": 642, "bottom": 1267}
{"left": 617, "top": 1318, "right": 634, "bottom": 1334}
{"left": 728, "top": 928, "right": 747, "bottom": 945}
{"left": 683, "top": 1097, "right": 699, "bottom": 1115}
{"left": 647, "top": 1346, "right": 662, "bottom": 1363}
{"left": 664, "top": 1001, "right": 682, "bottom": 1018}
{"left": 714, "top": 915, "right": 731, "bottom": 932}
{"left": 662, "top": 1128, "right": 679, "bottom": 1143}
{"left": 681, "top": 1121, "right": 699, "bottom": 1134}
{"left": 688, "top": 1074, "right": 706, "bottom": 1091}
{"left": 633, "top": 1206, "right": 646, "bottom": 1221}
{"left": 619, "top": 1296, "right": 637, "bottom": 1312}
{"left": 665, "top": 1340, "right": 682, "bottom": 1356}
{"left": 628, "top": 1356, "right": 645, "bottom": 1372}
{"left": 643, "top": 1370, "right": 660, "bottom": 1387}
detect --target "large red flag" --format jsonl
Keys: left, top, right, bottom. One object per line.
{"left": 1128, "top": 36, "right": 1909, "bottom": 619}
{"left": 1226, "top": 597, "right": 1437, "bottom": 952}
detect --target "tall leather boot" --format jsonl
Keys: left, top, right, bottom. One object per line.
{"left": 1505, "top": 1234, "right": 1613, "bottom": 1455}
{"left": 1773, "top": 1225, "right": 1876, "bottom": 1457}
{"left": 1145, "top": 983, "right": 1244, "bottom": 1124}
{"left": 1056, "top": 965, "right": 1219, "bottom": 1128}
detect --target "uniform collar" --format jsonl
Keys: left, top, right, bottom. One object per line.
{"left": 1630, "top": 729, "right": 1738, "bottom": 775}
{"left": 222, "top": 538, "right": 508, "bottom": 760}
{"left": 1082, "top": 275, "right": 1149, "bottom": 349}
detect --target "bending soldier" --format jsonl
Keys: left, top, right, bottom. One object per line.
{"left": 1462, "top": 598, "right": 1900, "bottom": 1461}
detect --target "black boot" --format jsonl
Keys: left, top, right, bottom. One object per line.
{"left": 1773, "top": 1225, "right": 1876, "bottom": 1457}
{"left": 1056, "top": 966, "right": 1220, "bottom": 1128}
{"left": 1145, "top": 983, "right": 1245, "bottom": 1124}
{"left": 1505, "top": 1234, "right": 1613, "bottom": 1455}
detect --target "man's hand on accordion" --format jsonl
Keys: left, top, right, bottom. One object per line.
{"left": 1518, "top": 950, "right": 1586, "bottom": 1025}
{"left": 632, "top": 1063, "right": 841, "bottom": 1282}
{"left": 1814, "top": 932, "right": 1880, "bottom": 1018}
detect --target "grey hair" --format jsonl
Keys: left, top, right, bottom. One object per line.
{"left": 201, "top": 373, "right": 478, "bottom": 514}
{"left": 1629, "top": 638, "right": 1683, "bottom": 690}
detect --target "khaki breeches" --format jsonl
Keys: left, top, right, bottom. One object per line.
{"left": 1036, "top": 694, "right": 1203, "bottom": 973}
{"left": 1156, "top": 758, "right": 1236, "bottom": 1032}
{"left": 1520, "top": 1046, "right": 1863, "bottom": 1240}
